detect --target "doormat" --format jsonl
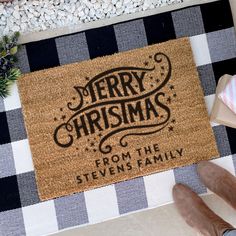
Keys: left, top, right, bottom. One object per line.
{"left": 18, "top": 37, "right": 219, "bottom": 200}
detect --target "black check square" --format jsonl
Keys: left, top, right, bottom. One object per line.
{"left": 200, "top": 0, "right": 234, "bottom": 33}
{"left": 85, "top": 26, "right": 118, "bottom": 59}
{"left": 212, "top": 58, "right": 236, "bottom": 84}
{"left": 143, "top": 12, "right": 176, "bottom": 44}
{"left": 26, "top": 38, "right": 60, "bottom": 72}
{"left": 226, "top": 127, "right": 236, "bottom": 155}
{"left": 0, "top": 175, "right": 21, "bottom": 212}
{"left": 0, "top": 112, "right": 11, "bottom": 145}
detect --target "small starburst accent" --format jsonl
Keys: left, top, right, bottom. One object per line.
{"left": 72, "top": 97, "right": 76, "bottom": 100}
{"left": 173, "top": 93, "right": 177, "bottom": 98}
{"left": 167, "top": 97, "right": 171, "bottom": 104}
{"left": 150, "top": 84, "right": 154, "bottom": 88}
{"left": 76, "top": 147, "right": 79, "bottom": 151}
{"left": 85, "top": 147, "right": 89, "bottom": 152}
{"left": 98, "top": 133, "right": 102, "bottom": 137}
{"left": 85, "top": 76, "right": 90, "bottom": 81}
{"left": 161, "top": 73, "right": 164, "bottom": 76}
{"left": 150, "top": 76, "right": 153, "bottom": 80}
{"left": 61, "top": 115, "right": 66, "bottom": 120}
{"left": 54, "top": 117, "right": 57, "bottom": 121}
{"left": 144, "top": 61, "right": 149, "bottom": 66}
{"left": 169, "top": 85, "right": 174, "bottom": 90}
{"left": 172, "top": 119, "right": 176, "bottom": 123}
{"left": 93, "top": 149, "right": 97, "bottom": 152}
{"left": 161, "top": 66, "right": 165, "bottom": 70}
{"left": 149, "top": 55, "right": 152, "bottom": 59}
{"left": 168, "top": 126, "right": 174, "bottom": 132}
{"left": 156, "top": 79, "right": 160, "bottom": 83}
{"left": 160, "top": 115, "right": 164, "bottom": 118}
{"left": 60, "top": 108, "right": 63, "bottom": 111}
{"left": 90, "top": 142, "right": 95, "bottom": 147}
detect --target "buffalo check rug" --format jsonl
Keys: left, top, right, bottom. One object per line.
{"left": 1, "top": 0, "right": 236, "bottom": 235}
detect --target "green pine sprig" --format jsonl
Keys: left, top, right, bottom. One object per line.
{"left": 0, "top": 32, "right": 21, "bottom": 98}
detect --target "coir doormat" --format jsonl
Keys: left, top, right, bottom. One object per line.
{"left": 18, "top": 37, "right": 219, "bottom": 200}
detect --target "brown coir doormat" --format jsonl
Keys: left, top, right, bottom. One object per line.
{"left": 18, "top": 37, "right": 219, "bottom": 201}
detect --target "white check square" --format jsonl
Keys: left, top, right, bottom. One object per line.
{"left": 12, "top": 139, "right": 34, "bottom": 174}
{"left": 190, "top": 34, "right": 211, "bottom": 67}
{"left": 22, "top": 201, "right": 58, "bottom": 236}
{"left": 84, "top": 185, "right": 119, "bottom": 223}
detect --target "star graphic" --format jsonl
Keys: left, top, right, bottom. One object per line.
{"left": 149, "top": 55, "right": 152, "bottom": 59}
{"left": 144, "top": 61, "right": 149, "bottom": 66}
{"left": 93, "top": 149, "right": 97, "bottom": 152}
{"left": 167, "top": 97, "right": 171, "bottom": 104}
{"left": 169, "top": 85, "right": 174, "bottom": 90}
{"left": 60, "top": 108, "right": 63, "bottom": 111}
{"left": 172, "top": 119, "right": 176, "bottom": 123}
{"left": 160, "top": 115, "right": 164, "bottom": 118}
{"left": 98, "top": 133, "right": 102, "bottom": 137}
{"left": 173, "top": 93, "right": 177, "bottom": 98}
{"left": 72, "top": 97, "right": 76, "bottom": 100}
{"left": 85, "top": 77, "right": 90, "bottom": 81}
{"left": 150, "top": 76, "right": 153, "bottom": 80}
{"left": 54, "top": 117, "right": 57, "bottom": 121}
{"left": 150, "top": 84, "right": 154, "bottom": 88}
{"left": 168, "top": 126, "right": 174, "bottom": 132}
{"left": 85, "top": 147, "right": 89, "bottom": 151}
{"left": 90, "top": 142, "right": 95, "bottom": 147}
{"left": 161, "top": 66, "right": 165, "bottom": 70}
{"left": 161, "top": 73, "right": 164, "bottom": 76}
{"left": 61, "top": 115, "right": 66, "bottom": 120}
{"left": 156, "top": 79, "right": 160, "bottom": 83}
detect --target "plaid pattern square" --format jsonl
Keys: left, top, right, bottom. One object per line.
{"left": 17, "top": 172, "right": 40, "bottom": 207}
{"left": 0, "top": 143, "right": 15, "bottom": 178}
{"left": 54, "top": 193, "right": 88, "bottom": 229}
{"left": 55, "top": 33, "right": 90, "bottom": 65}
{"left": 0, "top": 1, "right": 236, "bottom": 235}
{"left": 172, "top": 6, "right": 205, "bottom": 37}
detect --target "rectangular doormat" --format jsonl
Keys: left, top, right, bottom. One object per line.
{"left": 18, "top": 37, "right": 219, "bottom": 200}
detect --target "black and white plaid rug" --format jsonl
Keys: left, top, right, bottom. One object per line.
{"left": 0, "top": 0, "right": 236, "bottom": 235}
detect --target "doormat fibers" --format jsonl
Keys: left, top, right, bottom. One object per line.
{"left": 18, "top": 37, "right": 219, "bottom": 200}
{"left": 0, "top": 0, "right": 236, "bottom": 236}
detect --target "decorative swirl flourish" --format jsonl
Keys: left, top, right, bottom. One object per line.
{"left": 99, "top": 115, "right": 170, "bottom": 154}
{"left": 67, "top": 86, "right": 89, "bottom": 111}
{"left": 53, "top": 123, "right": 74, "bottom": 148}
{"left": 119, "top": 122, "right": 170, "bottom": 148}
